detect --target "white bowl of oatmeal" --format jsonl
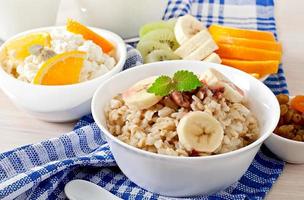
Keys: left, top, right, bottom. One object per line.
{"left": 91, "top": 60, "right": 280, "bottom": 197}
{"left": 0, "top": 25, "right": 126, "bottom": 122}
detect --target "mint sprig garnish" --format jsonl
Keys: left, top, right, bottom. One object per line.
{"left": 147, "top": 70, "right": 202, "bottom": 96}
{"left": 147, "top": 75, "right": 175, "bottom": 96}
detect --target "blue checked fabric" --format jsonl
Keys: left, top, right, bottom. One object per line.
{"left": 0, "top": 0, "right": 287, "bottom": 199}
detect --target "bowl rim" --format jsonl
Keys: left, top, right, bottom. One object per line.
{"left": 0, "top": 26, "right": 127, "bottom": 89}
{"left": 270, "top": 131, "right": 304, "bottom": 145}
{"left": 92, "top": 60, "right": 281, "bottom": 161}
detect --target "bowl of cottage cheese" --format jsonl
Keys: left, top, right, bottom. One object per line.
{"left": 0, "top": 20, "right": 126, "bottom": 122}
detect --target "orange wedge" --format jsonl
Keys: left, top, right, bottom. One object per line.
{"left": 216, "top": 44, "right": 282, "bottom": 61}
{"left": 214, "top": 36, "right": 282, "bottom": 52}
{"left": 66, "top": 19, "right": 114, "bottom": 53}
{"left": 209, "top": 24, "right": 276, "bottom": 41}
{"left": 5, "top": 32, "right": 51, "bottom": 61}
{"left": 222, "top": 59, "right": 279, "bottom": 77}
{"left": 33, "top": 51, "right": 86, "bottom": 85}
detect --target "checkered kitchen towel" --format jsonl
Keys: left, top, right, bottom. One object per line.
{"left": 0, "top": 0, "right": 287, "bottom": 199}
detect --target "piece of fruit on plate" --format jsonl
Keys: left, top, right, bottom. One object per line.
{"left": 141, "top": 29, "right": 179, "bottom": 50}
{"left": 174, "top": 15, "right": 220, "bottom": 62}
{"left": 137, "top": 15, "right": 220, "bottom": 64}
{"left": 209, "top": 24, "right": 276, "bottom": 41}
{"left": 137, "top": 27, "right": 180, "bottom": 63}
{"left": 209, "top": 24, "right": 282, "bottom": 78}
{"left": 174, "top": 14, "right": 206, "bottom": 45}
{"left": 216, "top": 43, "right": 282, "bottom": 61}
{"left": 221, "top": 59, "right": 279, "bottom": 77}
{"left": 144, "top": 49, "right": 180, "bottom": 63}
{"left": 139, "top": 18, "right": 176, "bottom": 38}
{"left": 33, "top": 50, "right": 86, "bottom": 85}
{"left": 203, "top": 53, "right": 222, "bottom": 64}
{"left": 136, "top": 40, "right": 171, "bottom": 58}
{"left": 4, "top": 32, "right": 51, "bottom": 62}
{"left": 174, "top": 29, "right": 213, "bottom": 58}
{"left": 66, "top": 19, "right": 114, "bottom": 53}
{"left": 214, "top": 36, "right": 282, "bottom": 52}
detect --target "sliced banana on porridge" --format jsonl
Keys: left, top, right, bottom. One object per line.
{"left": 122, "top": 76, "right": 162, "bottom": 110}
{"left": 177, "top": 111, "right": 224, "bottom": 153}
{"left": 200, "top": 68, "right": 244, "bottom": 103}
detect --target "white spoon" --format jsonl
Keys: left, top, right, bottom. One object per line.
{"left": 64, "top": 179, "right": 122, "bottom": 200}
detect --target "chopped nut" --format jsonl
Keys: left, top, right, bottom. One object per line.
{"left": 162, "top": 96, "right": 179, "bottom": 110}
{"left": 170, "top": 91, "right": 191, "bottom": 108}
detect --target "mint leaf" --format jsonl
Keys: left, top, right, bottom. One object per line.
{"left": 173, "top": 70, "right": 202, "bottom": 92}
{"left": 147, "top": 76, "right": 175, "bottom": 96}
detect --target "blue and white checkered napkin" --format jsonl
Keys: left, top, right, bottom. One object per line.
{"left": 0, "top": 0, "right": 287, "bottom": 199}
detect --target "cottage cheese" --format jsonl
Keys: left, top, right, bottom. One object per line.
{"left": 4, "top": 30, "right": 116, "bottom": 83}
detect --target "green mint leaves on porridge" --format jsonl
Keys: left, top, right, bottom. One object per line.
{"left": 147, "top": 70, "right": 202, "bottom": 97}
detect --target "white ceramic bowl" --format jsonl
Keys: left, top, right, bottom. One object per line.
{"left": 265, "top": 132, "right": 304, "bottom": 164}
{"left": 91, "top": 60, "right": 280, "bottom": 197}
{"left": 0, "top": 27, "right": 127, "bottom": 122}
{"left": 265, "top": 96, "right": 304, "bottom": 164}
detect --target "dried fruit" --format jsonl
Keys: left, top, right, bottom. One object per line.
{"left": 291, "top": 96, "right": 304, "bottom": 113}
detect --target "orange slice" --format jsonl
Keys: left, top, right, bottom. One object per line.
{"left": 5, "top": 32, "right": 51, "bottom": 61}
{"left": 66, "top": 19, "right": 114, "bottom": 53}
{"left": 222, "top": 59, "right": 279, "bottom": 77}
{"left": 216, "top": 44, "right": 282, "bottom": 61}
{"left": 209, "top": 24, "right": 276, "bottom": 41}
{"left": 291, "top": 96, "right": 304, "bottom": 113}
{"left": 33, "top": 51, "right": 86, "bottom": 85}
{"left": 214, "top": 36, "right": 282, "bottom": 52}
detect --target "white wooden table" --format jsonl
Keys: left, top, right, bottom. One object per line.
{"left": 0, "top": 0, "right": 303, "bottom": 199}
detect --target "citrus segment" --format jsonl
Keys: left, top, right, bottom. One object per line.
{"left": 66, "top": 19, "right": 114, "bottom": 53}
{"left": 222, "top": 59, "right": 279, "bottom": 77}
{"left": 216, "top": 44, "right": 282, "bottom": 61}
{"left": 209, "top": 24, "right": 276, "bottom": 41}
{"left": 33, "top": 51, "right": 86, "bottom": 85}
{"left": 214, "top": 36, "right": 282, "bottom": 52}
{"left": 5, "top": 32, "right": 51, "bottom": 61}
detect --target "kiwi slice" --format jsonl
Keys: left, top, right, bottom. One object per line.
{"left": 136, "top": 40, "right": 171, "bottom": 58}
{"left": 144, "top": 49, "right": 180, "bottom": 63}
{"left": 141, "top": 29, "right": 179, "bottom": 50}
{"left": 139, "top": 19, "right": 177, "bottom": 38}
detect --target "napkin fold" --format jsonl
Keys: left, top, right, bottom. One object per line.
{"left": 0, "top": 0, "right": 286, "bottom": 199}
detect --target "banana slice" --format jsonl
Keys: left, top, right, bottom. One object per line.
{"left": 177, "top": 111, "right": 224, "bottom": 153}
{"left": 183, "top": 39, "right": 218, "bottom": 60}
{"left": 174, "top": 15, "right": 205, "bottom": 45}
{"left": 200, "top": 68, "right": 244, "bottom": 103}
{"left": 203, "top": 53, "right": 222, "bottom": 64}
{"left": 122, "top": 76, "right": 162, "bottom": 110}
{"left": 174, "top": 29, "right": 212, "bottom": 58}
